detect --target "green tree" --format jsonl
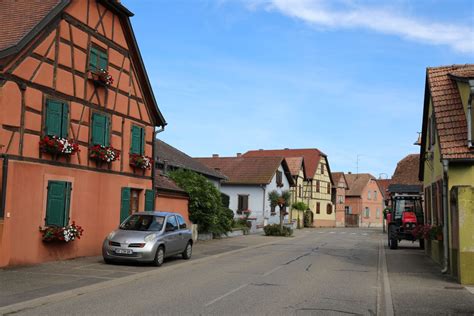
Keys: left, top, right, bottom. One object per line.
{"left": 292, "top": 201, "right": 308, "bottom": 229}
{"left": 268, "top": 190, "right": 291, "bottom": 230}
{"left": 169, "top": 169, "right": 233, "bottom": 235}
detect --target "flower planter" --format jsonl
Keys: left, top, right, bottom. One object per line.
{"left": 88, "top": 69, "right": 113, "bottom": 87}
{"left": 39, "top": 135, "right": 79, "bottom": 157}
{"left": 89, "top": 145, "right": 120, "bottom": 164}
{"left": 129, "top": 154, "right": 153, "bottom": 170}
{"left": 39, "top": 222, "right": 84, "bottom": 243}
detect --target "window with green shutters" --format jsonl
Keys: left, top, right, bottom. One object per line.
{"left": 91, "top": 112, "right": 110, "bottom": 146}
{"left": 130, "top": 125, "right": 144, "bottom": 154}
{"left": 45, "top": 99, "right": 69, "bottom": 137}
{"left": 120, "top": 187, "right": 131, "bottom": 223}
{"left": 45, "top": 181, "right": 72, "bottom": 227}
{"left": 89, "top": 46, "right": 108, "bottom": 71}
{"left": 145, "top": 189, "right": 155, "bottom": 212}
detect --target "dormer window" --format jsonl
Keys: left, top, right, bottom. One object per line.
{"left": 89, "top": 45, "right": 108, "bottom": 72}
{"left": 276, "top": 170, "right": 283, "bottom": 187}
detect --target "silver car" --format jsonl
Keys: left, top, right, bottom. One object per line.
{"left": 102, "top": 211, "right": 193, "bottom": 266}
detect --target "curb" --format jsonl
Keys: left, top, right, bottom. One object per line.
{"left": 0, "top": 231, "right": 308, "bottom": 315}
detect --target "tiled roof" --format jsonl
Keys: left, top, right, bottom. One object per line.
{"left": 155, "top": 140, "right": 226, "bottom": 180}
{"left": 345, "top": 173, "right": 375, "bottom": 197}
{"left": 376, "top": 179, "right": 392, "bottom": 199}
{"left": 195, "top": 156, "right": 287, "bottom": 185}
{"left": 426, "top": 65, "right": 474, "bottom": 159}
{"left": 0, "top": 0, "right": 62, "bottom": 52}
{"left": 391, "top": 154, "right": 422, "bottom": 186}
{"left": 331, "top": 172, "right": 349, "bottom": 189}
{"left": 243, "top": 148, "right": 325, "bottom": 179}
{"left": 155, "top": 172, "right": 187, "bottom": 195}
{"left": 285, "top": 157, "right": 304, "bottom": 177}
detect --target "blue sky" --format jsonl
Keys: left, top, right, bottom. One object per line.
{"left": 123, "top": 0, "right": 474, "bottom": 178}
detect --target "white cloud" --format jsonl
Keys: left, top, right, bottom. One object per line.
{"left": 244, "top": 0, "right": 474, "bottom": 54}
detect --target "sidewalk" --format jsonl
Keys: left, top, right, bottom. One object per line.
{"left": 0, "top": 231, "right": 296, "bottom": 308}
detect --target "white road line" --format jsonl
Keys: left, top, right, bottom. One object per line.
{"left": 351, "top": 233, "right": 357, "bottom": 235}
{"left": 362, "top": 233, "right": 368, "bottom": 236}
{"left": 204, "top": 283, "right": 249, "bottom": 307}
{"left": 466, "top": 287, "right": 474, "bottom": 294}
{"left": 318, "top": 232, "right": 325, "bottom": 234}
{"left": 340, "top": 232, "right": 347, "bottom": 234}
{"left": 262, "top": 266, "right": 283, "bottom": 277}
{"left": 378, "top": 240, "right": 394, "bottom": 316}
{"left": 329, "top": 232, "right": 336, "bottom": 234}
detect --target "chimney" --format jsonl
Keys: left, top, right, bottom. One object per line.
{"left": 163, "top": 160, "right": 169, "bottom": 174}
{"left": 348, "top": 172, "right": 352, "bottom": 174}
{"left": 236, "top": 153, "right": 242, "bottom": 157}
{"left": 214, "top": 168, "right": 220, "bottom": 172}
{"left": 212, "top": 154, "right": 219, "bottom": 158}
{"left": 259, "top": 149, "right": 263, "bottom": 151}
{"left": 284, "top": 148, "right": 289, "bottom": 150}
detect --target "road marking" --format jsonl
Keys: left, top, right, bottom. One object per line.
{"left": 262, "top": 265, "right": 283, "bottom": 277}
{"left": 204, "top": 283, "right": 249, "bottom": 307}
{"left": 351, "top": 233, "right": 357, "bottom": 235}
{"left": 362, "top": 233, "right": 368, "bottom": 236}
{"left": 318, "top": 231, "right": 325, "bottom": 234}
{"left": 466, "top": 287, "right": 474, "bottom": 294}
{"left": 377, "top": 240, "right": 394, "bottom": 316}
{"left": 340, "top": 232, "right": 347, "bottom": 234}
{"left": 329, "top": 232, "right": 336, "bottom": 234}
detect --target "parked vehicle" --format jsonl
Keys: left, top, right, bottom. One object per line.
{"left": 102, "top": 212, "right": 193, "bottom": 266}
{"left": 387, "top": 194, "right": 424, "bottom": 249}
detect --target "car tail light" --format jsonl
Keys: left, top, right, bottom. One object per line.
{"left": 128, "top": 243, "right": 146, "bottom": 248}
{"left": 108, "top": 241, "right": 120, "bottom": 247}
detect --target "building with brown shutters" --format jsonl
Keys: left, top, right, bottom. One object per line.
{"left": 0, "top": 0, "right": 166, "bottom": 266}
{"left": 419, "top": 64, "right": 474, "bottom": 284}
{"left": 344, "top": 173, "right": 384, "bottom": 228}
{"left": 196, "top": 155, "right": 293, "bottom": 228}
{"left": 243, "top": 148, "right": 335, "bottom": 227}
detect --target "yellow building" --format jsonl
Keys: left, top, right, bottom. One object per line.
{"left": 244, "top": 148, "right": 335, "bottom": 227}
{"left": 419, "top": 65, "right": 474, "bottom": 285}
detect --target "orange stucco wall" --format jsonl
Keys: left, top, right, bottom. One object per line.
{"left": 155, "top": 195, "right": 189, "bottom": 222}
{"left": 0, "top": 160, "right": 152, "bottom": 267}
{"left": 346, "top": 179, "right": 384, "bottom": 227}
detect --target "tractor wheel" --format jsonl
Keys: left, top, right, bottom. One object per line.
{"left": 388, "top": 226, "right": 398, "bottom": 250}
{"left": 419, "top": 238, "right": 425, "bottom": 249}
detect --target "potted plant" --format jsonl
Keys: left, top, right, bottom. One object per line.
{"left": 90, "top": 68, "right": 113, "bottom": 86}
{"left": 39, "top": 135, "right": 79, "bottom": 156}
{"left": 89, "top": 145, "right": 120, "bottom": 163}
{"left": 39, "top": 222, "right": 84, "bottom": 242}
{"left": 129, "top": 153, "right": 153, "bottom": 170}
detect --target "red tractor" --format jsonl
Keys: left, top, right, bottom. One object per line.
{"left": 386, "top": 193, "right": 424, "bottom": 249}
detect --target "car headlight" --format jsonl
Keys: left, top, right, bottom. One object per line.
{"left": 144, "top": 234, "right": 157, "bottom": 242}
{"left": 107, "top": 231, "right": 116, "bottom": 240}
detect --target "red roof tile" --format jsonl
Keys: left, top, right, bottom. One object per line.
{"left": 426, "top": 65, "right": 474, "bottom": 159}
{"left": 285, "top": 157, "right": 304, "bottom": 177}
{"left": 345, "top": 173, "right": 375, "bottom": 197}
{"left": 243, "top": 148, "right": 325, "bottom": 178}
{"left": 376, "top": 179, "right": 392, "bottom": 199}
{"left": 155, "top": 172, "right": 187, "bottom": 195}
{"left": 0, "top": 0, "right": 61, "bottom": 52}
{"left": 195, "top": 156, "right": 288, "bottom": 185}
{"left": 331, "top": 172, "right": 349, "bottom": 189}
{"left": 391, "top": 154, "right": 422, "bottom": 186}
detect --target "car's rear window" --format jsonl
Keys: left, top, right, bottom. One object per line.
{"left": 120, "top": 215, "right": 165, "bottom": 231}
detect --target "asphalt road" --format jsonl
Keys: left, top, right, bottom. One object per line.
{"left": 8, "top": 228, "right": 474, "bottom": 315}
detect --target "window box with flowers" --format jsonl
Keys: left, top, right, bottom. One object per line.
{"left": 89, "top": 68, "right": 114, "bottom": 87}
{"left": 39, "top": 222, "right": 84, "bottom": 243}
{"left": 39, "top": 135, "right": 79, "bottom": 157}
{"left": 89, "top": 145, "right": 120, "bottom": 163}
{"left": 412, "top": 224, "right": 443, "bottom": 241}
{"left": 129, "top": 153, "right": 153, "bottom": 170}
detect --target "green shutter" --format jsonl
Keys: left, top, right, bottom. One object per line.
{"left": 89, "top": 47, "right": 98, "bottom": 71}
{"left": 120, "top": 187, "right": 131, "bottom": 223}
{"left": 130, "top": 125, "right": 143, "bottom": 154}
{"left": 145, "top": 189, "right": 155, "bottom": 212}
{"left": 140, "top": 127, "right": 145, "bottom": 154}
{"left": 99, "top": 51, "right": 108, "bottom": 70}
{"left": 61, "top": 103, "right": 69, "bottom": 138}
{"left": 45, "top": 100, "right": 63, "bottom": 136}
{"left": 91, "top": 113, "right": 108, "bottom": 146}
{"left": 45, "top": 181, "right": 71, "bottom": 227}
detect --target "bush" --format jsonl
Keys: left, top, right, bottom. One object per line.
{"left": 169, "top": 169, "right": 233, "bottom": 235}
{"left": 263, "top": 224, "right": 293, "bottom": 237}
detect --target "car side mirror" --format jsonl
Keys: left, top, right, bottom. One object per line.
{"left": 165, "top": 225, "right": 175, "bottom": 232}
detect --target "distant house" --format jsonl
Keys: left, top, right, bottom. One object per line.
{"left": 376, "top": 179, "right": 392, "bottom": 208}
{"left": 196, "top": 155, "right": 294, "bottom": 227}
{"left": 419, "top": 64, "right": 474, "bottom": 284}
{"left": 243, "top": 148, "right": 335, "bottom": 227}
{"left": 331, "top": 172, "right": 349, "bottom": 227}
{"left": 155, "top": 172, "right": 189, "bottom": 221}
{"left": 388, "top": 154, "right": 422, "bottom": 195}
{"left": 344, "top": 173, "right": 384, "bottom": 227}
{"left": 155, "top": 139, "right": 226, "bottom": 188}
{"left": 286, "top": 157, "right": 307, "bottom": 227}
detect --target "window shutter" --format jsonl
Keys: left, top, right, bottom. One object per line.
{"left": 105, "top": 116, "right": 110, "bottom": 146}
{"left": 61, "top": 103, "right": 69, "bottom": 137}
{"left": 120, "top": 187, "right": 131, "bottom": 223}
{"left": 92, "top": 113, "right": 107, "bottom": 145}
{"left": 45, "top": 100, "right": 63, "bottom": 136}
{"left": 243, "top": 196, "right": 248, "bottom": 210}
{"left": 145, "top": 189, "right": 155, "bottom": 212}
{"left": 131, "top": 125, "right": 142, "bottom": 154}
{"left": 99, "top": 51, "right": 108, "bottom": 70}
{"left": 140, "top": 126, "right": 145, "bottom": 154}
{"left": 45, "top": 181, "right": 69, "bottom": 227}
{"left": 89, "top": 47, "right": 98, "bottom": 71}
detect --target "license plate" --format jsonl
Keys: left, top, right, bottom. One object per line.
{"left": 115, "top": 248, "right": 133, "bottom": 255}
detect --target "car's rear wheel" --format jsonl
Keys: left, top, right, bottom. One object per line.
{"left": 182, "top": 241, "right": 192, "bottom": 260}
{"left": 153, "top": 246, "right": 165, "bottom": 267}
{"left": 388, "top": 226, "right": 398, "bottom": 250}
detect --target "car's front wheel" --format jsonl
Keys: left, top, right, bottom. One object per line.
{"left": 388, "top": 226, "right": 398, "bottom": 250}
{"left": 103, "top": 258, "right": 113, "bottom": 264}
{"left": 182, "top": 241, "right": 192, "bottom": 260}
{"left": 153, "top": 246, "right": 165, "bottom": 267}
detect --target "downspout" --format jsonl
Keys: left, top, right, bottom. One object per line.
{"left": 152, "top": 126, "right": 165, "bottom": 198}
{"left": 468, "top": 80, "right": 474, "bottom": 148}
{"left": 441, "top": 159, "right": 449, "bottom": 274}
{"left": 0, "top": 154, "right": 8, "bottom": 219}
{"left": 261, "top": 185, "right": 266, "bottom": 227}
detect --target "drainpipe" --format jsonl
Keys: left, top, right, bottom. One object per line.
{"left": 0, "top": 154, "right": 8, "bottom": 219}
{"left": 261, "top": 184, "right": 266, "bottom": 227}
{"left": 441, "top": 159, "right": 449, "bottom": 274}
{"left": 152, "top": 126, "right": 165, "bottom": 197}
{"left": 468, "top": 80, "right": 474, "bottom": 148}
